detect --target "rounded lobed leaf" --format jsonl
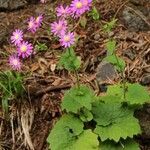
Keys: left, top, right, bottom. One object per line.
{"left": 107, "top": 83, "right": 150, "bottom": 105}
{"left": 61, "top": 85, "right": 95, "bottom": 113}
{"left": 92, "top": 101, "right": 141, "bottom": 142}
{"left": 47, "top": 114, "right": 84, "bottom": 150}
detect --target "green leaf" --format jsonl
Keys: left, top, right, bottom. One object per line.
{"left": 107, "top": 83, "right": 150, "bottom": 105}
{"left": 92, "top": 101, "right": 141, "bottom": 142}
{"left": 103, "top": 18, "right": 117, "bottom": 32}
{"left": 59, "top": 48, "right": 81, "bottom": 71}
{"left": 80, "top": 16, "right": 87, "bottom": 28}
{"left": 47, "top": 114, "right": 84, "bottom": 150}
{"left": 35, "top": 42, "right": 48, "bottom": 52}
{"left": 101, "top": 139, "right": 140, "bottom": 150}
{"left": 47, "top": 115, "right": 99, "bottom": 150}
{"left": 104, "top": 55, "right": 126, "bottom": 72}
{"left": 88, "top": 7, "right": 100, "bottom": 20}
{"left": 62, "top": 85, "right": 95, "bottom": 113}
{"left": 79, "top": 108, "right": 93, "bottom": 122}
{"left": 72, "top": 130, "right": 99, "bottom": 150}
{"left": 106, "top": 39, "right": 116, "bottom": 55}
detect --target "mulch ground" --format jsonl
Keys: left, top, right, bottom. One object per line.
{"left": 0, "top": 0, "right": 150, "bottom": 150}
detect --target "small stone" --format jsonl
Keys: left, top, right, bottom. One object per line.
{"left": 141, "top": 74, "right": 150, "bottom": 85}
{"left": 94, "top": 34, "right": 100, "bottom": 41}
{"left": 121, "top": 6, "right": 150, "bottom": 31}
{"left": 96, "top": 61, "right": 117, "bottom": 85}
{"left": 0, "top": 0, "right": 27, "bottom": 11}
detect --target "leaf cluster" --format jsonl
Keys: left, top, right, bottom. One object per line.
{"left": 47, "top": 82, "right": 149, "bottom": 150}
{"left": 0, "top": 71, "right": 25, "bottom": 112}
{"left": 104, "top": 39, "right": 126, "bottom": 72}
{"left": 58, "top": 48, "right": 81, "bottom": 72}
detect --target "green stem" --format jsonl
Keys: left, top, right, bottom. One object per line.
{"left": 114, "top": 53, "right": 126, "bottom": 100}
{"left": 75, "top": 70, "right": 80, "bottom": 89}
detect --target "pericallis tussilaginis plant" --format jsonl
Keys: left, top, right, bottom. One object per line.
{"left": 46, "top": 1, "right": 150, "bottom": 150}
{"left": 5, "top": 0, "right": 150, "bottom": 149}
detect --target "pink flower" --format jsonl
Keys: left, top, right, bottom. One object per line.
{"left": 59, "top": 32, "right": 75, "bottom": 48}
{"left": 82, "top": 0, "right": 92, "bottom": 11}
{"left": 70, "top": 0, "right": 86, "bottom": 18}
{"left": 56, "top": 5, "right": 71, "bottom": 18}
{"left": 27, "top": 17, "right": 37, "bottom": 33}
{"left": 51, "top": 20, "right": 67, "bottom": 36}
{"left": 10, "top": 29, "right": 23, "bottom": 46}
{"left": 40, "top": 0, "right": 46, "bottom": 3}
{"left": 17, "top": 41, "right": 33, "bottom": 58}
{"left": 35, "top": 14, "right": 43, "bottom": 28}
{"left": 9, "top": 55, "right": 21, "bottom": 70}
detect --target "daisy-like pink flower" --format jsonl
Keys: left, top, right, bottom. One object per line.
{"left": 35, "top": 14, "right": 43, "bottom": 28}
{"left": 82, "top": 0, "right": 92, "bottom": 11}
{"left": 40, "top": 0, "right": 46, "bottom": 3}
{"left": 27, "top": 17, "right": 37, "bottom": 33}
{"left": 17, "top": 41, "right": 33, "bottom": 58}
{"left": 59, "top": 32, "right": 75, "bottom": 48}
{"left": 9, "top": 55, "right": 21, "bottom": 70}
{"left": 56, "top": 5, "right": 71, "bottom": 18}
{"left": 51, "top": 20, "right": 67, "bottom": 36}
{"left": 10, "top": 29, "right": 23, "bottom": 46}
{"left": 70, "top": 0, "right": 86, "bottom": 18}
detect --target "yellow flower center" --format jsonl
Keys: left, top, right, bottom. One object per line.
{"left": 15, "top": 34, "right": 19, "bottom": 40}
{"left": 20, "top": 45, "right": 27, "bottom": 52}
{"left": 64, "top": 35, "right": 70, "bottom": 42}
{"left": 13, "top": 59, "right": 18, "bottom": 65}
{"left": 29, "top": 22, "right": 33, "bottom": 28}
{"left": 76, "top": 2, "right": 82, "bottom": 9}
{"left": 56, "top": 24, "right": 62, "bottom": 31}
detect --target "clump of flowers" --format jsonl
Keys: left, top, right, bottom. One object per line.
{"left": 28, "top": 15, "right": 43, "bottom": 33}
{"left": 50, "top": 0, "right": 92, "bottom": 48}
{"left": 9, "top": 14, "right": 44, "bottom": 70}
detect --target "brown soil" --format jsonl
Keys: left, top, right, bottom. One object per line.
{"left": 0, "top": 0, "right": 150, "bottom": 150}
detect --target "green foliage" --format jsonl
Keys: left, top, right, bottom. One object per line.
{"left": 101, "top": 139, "right": 140, "bottom": 150}
{"left": 0, "top": 71, "right": 24, "bottom": 112}
{"left": 47, "top": 114, "right": 99, "bottom": 150}
{"left": 106, "top": 39, "right": 116, "bottom": 55}
{"left": 80, "top": 16, "right": 87, "bottom": 28}
{"left": 35, "top": 41, "right": 48, "bottom": 52}
{"left": 92, "top": 101, "right": 141, "bottom": 142}
{"left": 72, "top": 129, "right": 99, "bottom": 150}
{"left": 107, "top": 83, "right": 150, "bottom": 105}
{"left": 103, "top": 18, "right": 117, "bottom": 33}
{"left": 88, "top": 7, "right": 100, "bottom": 20}
{"left": 59, "top": 48, "right": 81, "bottom": 71}
{"left": 61, "top": 85, "right": 95, "bottom": 113}
{"left": 104, "top": 55, "right": 126, "bottom": 72}
{"left": 79, "top": 108, "right": 93, "bottom": 122}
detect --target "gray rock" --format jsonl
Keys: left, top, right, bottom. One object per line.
{"left": 141, "top": 74, "right": 150, "bottom": 85}
{"left": 94, "top": 34, "right": 100, "bottom": 41}
{"left": 0, "top": 0, "right": 27, "bottom": 10}
{"left": 122, "top": 6, "right": 150, "bottom": 31}
{"left": 96, "top": 61, "right": 117, "bottom": 85}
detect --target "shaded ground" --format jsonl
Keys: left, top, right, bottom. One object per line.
{"left": 0, "top": 0, "right": 150, "bottom": 150}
